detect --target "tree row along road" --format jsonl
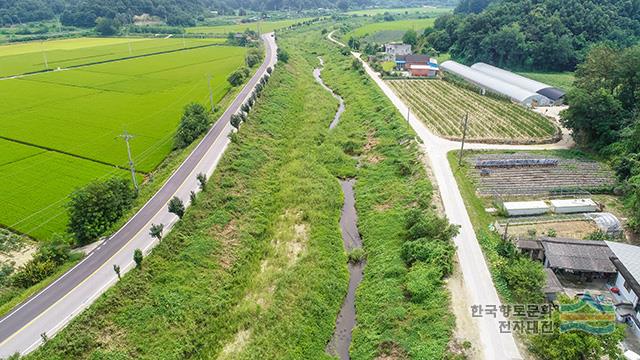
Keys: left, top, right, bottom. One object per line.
{"left": 0, "top": 33, "right": 278, "bottom": 358}
{"left": 327, "top": 30, "right": 571, "bottom": 360}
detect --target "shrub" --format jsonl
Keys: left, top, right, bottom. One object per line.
{"left": 405, "top": 262, "right": 443, "bottom": 303}
{"left": 196, "top": 173, "right": 207, "bottom": 191}
{"left": 174, "top": 103, "right": 210, "bottom": 149}
{"left": 149, "top": 223, "right": 164, "bottom": 241}
{"left": 168, "top": 196, "right": 185, "bottom": 218}
{"left": 277, "top": 48, "right": 289, "bottom": 63}
{"left": 67, "top": 177, "right": 136, "bottom": 245}
{"left": 401, "top": 239, "right": 455, "bottom": 275}
{"left": 246, "top": 48, "right": 262, "bottom": 67}
{"left": 133, "top": 249, "right": 143, "bottom": 269}
{"left": 502, "top": 257, "right": 545, "bottom": 303}
{"left": 230, "top": 114, "right": 243, "bottom": 129}
{"left": 347, "top": 248, "right": 366, "bottom": 263}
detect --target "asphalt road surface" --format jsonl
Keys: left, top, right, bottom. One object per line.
{"left": 0, "top": 33, "right": 277, "bottom": 358}
{"left": 329, "top": 31, "right": 571, "bottom": 360}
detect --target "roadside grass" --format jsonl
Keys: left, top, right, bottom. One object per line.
{"left": 0, "top": 253, "right": 83, "bottom": 317}
{"left": 186, "top": 18, "right": 313, "bottom": 34}
{"left": 515, "top": 71, "right": 575, "bottom": 91}
{"left": 0, "top": 37, "right": 224, "bottom": 77}
{"left": 312, "top": 27, "right": 455, "bottom": 358}
{"left": 26, "top": 30, "right": 347, "bottom": 360}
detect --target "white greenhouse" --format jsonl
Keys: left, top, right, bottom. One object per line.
{"left": 471, "top": 62, "right": 565, "bottom": 105}
{"left": 503, "top": 201, "right": 550, "bottom": 216}
{"left": 549, "top": 198, "right": 599, "bottom": 214}
{"left": 440, "top": 60, "right": 547, "bottom": 107}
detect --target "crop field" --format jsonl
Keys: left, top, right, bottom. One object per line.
{"left": 345, "top": 18, "right": 435, "bottom": 42}
{"left": 468, "top": 152, "right": 616, "bottom": 196}
{"left": 186, "top": 18, "right": 312, "bottom": 34}
{"left": 346, "top": 7, "right": 452, "bottom": 16}
{"left": 0, "top": 37, "right": 225, "bottom": 77}
{"left": 0, "top": 139, "right": 132, "bottom": 240}
{"left": 516, "top": 71, "right": 575, "bottom": 91}
{"left": 0, "top": 44, "right": 246, "bottom": 240}
{"left": 387, "top": 79, "right": 559, "bottom": 143}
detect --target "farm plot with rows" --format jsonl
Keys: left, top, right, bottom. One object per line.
{"left": 0, "top": 37, "right": 225, "bottom": 78}
{"left": 467, "top": 152, "right": 616, "bottom": 196}
{"left": 387, "top": 79, "right": 559, "bottom": 143}
{"left": 0, "top": 44, "right": 246, "bottom": 240}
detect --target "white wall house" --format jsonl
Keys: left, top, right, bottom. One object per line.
{"left": 606, "top": 241, "right": 640, "bottom": 338}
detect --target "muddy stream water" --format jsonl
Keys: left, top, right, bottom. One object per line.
{"left": 314, "top": 57, "right": 365, "bottom": 360}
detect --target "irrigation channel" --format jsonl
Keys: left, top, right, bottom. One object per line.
{"left": 313, "top": 57, "right": 345, "bottom": 129}
{"left": 314, "top": 56, "right": 365, "bottom": 359}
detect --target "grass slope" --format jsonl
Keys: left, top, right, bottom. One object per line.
{"left": 346, "top": 18, "right": 436, "bottom": 42}
{"left": 515, "top": 71, "right": 575, "bottom": 91}
{"left": 26, "top": 32, "right": 347, "bottom": 360}
{"left": 0, "top": 37, "right": 224, "bottom": 77}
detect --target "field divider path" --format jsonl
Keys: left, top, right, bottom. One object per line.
{"left": 328, "top": 28, "right": 573, "bottom": 359}
{"left": 0, "top": 33, "right": 278, "bottom": 358}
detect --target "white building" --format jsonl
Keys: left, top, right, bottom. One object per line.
{"left": 503, "top": 201, "right": 549, "bottom": 216}
{"left": 550, "top": 198, "right": 599, "bottom": 214}
{"left": 440, "top": 60, "right": 549, "bottom": 107}
{"left": 384, "top": 43, "right": 412, "bottom": 58}
{"left": 471, "top": 62, "right": 565, "bottom": 105}
{"left": 606, "top": 241, "right": 640, "bottom": 338}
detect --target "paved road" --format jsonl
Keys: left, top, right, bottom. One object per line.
{"left": 328, "top": 31, "right": 571, "bottom": 360}
{"left": 0, "top": 33, "right": 277, "bottom": 358}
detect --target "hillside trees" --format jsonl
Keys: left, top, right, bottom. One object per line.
{"left": 427, "top": 0, "right": 640, "bottom": 71}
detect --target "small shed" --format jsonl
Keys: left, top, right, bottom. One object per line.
{"left": 550, "top": 198, "right": 598, "bottom": 214}
{"left": 503, "top": 201, "right": 549, "bottom": 216}
{"left": 540, "top": 237, "right": 616, "bottom": 276}
{"left": 407, "top": 64, "right": 439, "bottom": 77}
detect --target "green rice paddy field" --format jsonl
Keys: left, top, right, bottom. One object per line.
{"left": 186, "top": 18, "right": 312, "bottom": 34}
{"left": 346, "top": 7, "right": 452, "bottom": 16}
{"left": 0, "top": 37, "right": 225, "bottom": 78}
{"left": 0, "top": 39, "right": 246, "bottom": 240}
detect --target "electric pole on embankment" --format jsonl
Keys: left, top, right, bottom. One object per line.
{"left": 458, "top": 111, "right": 469, "bottom": 166}
{"left": 118, "top": 131, "right": 139, "bottom": 192}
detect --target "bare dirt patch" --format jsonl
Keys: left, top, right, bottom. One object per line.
{"left": 375, "top": 341, "right": 409, "bottom": 360}
{"left": 0, "top": 243, "right": 37, "bottom": 269}
{"left": 218, "top": 329, "right": 252, "bottom": 360}
{"left": 446, "top": 259, "right": 483, "bottom": 360}
{"left": 210, "top": 220, "right": 239, "bottom": 270}
{"left": 507, "top": 220, "right": 597, "bottom": 239}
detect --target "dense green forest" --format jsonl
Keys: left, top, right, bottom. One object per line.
{"left": 0, "top": 0, "right": 453, "bottom": 27}
{"left": 421, "top": 0, "right": 640, "bottom": 71}
{"left": 560, "top": 45, "right": 640, "bottom": 227}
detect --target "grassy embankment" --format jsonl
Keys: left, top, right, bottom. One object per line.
{"left": 27, "top": 22, "right": 455, "bottom": 359}
{"left": 186, "top": 18, "right": 313, "bottom": 35}
{"left": 310, "top": 28, "right": 456, "bottom": 357}
{"left": 345, "top": 18, "right": 437, "bottom": 43}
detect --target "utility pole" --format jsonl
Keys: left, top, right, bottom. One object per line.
{"left": 458, "top": 112, "right": 469, "bottom": 166}
{"left": 118, "top": 131, "right": 139, "bottom": 192}
{"left": 207, "top": 74, "right": 214, "bottom": 113}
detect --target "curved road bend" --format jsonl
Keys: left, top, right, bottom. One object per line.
{"left": 0, "top": 33, "right": 277, "bottom": 358}
{"left": 328, "top": 30, "right": 571, "bottom": 360}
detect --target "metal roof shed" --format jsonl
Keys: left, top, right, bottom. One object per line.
{"left": 503, "top": 201, "right": 549, "bottom": 216}
{"left": 440, "top": 61, "right": 546, "bottom": 106}
{"left": 550, "top": 198, "right": 599, "bottom": 214}
{"left": 540, "top": 237, "right": 616, "bottom": 274}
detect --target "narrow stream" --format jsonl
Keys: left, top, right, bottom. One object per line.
{"left": 314, "top": 56, "right": 365, "bottom": 359}
{"left": 313, "top": 57, "right": 346, "bottom": 129}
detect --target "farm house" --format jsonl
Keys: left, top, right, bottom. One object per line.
{"left": 550, "top": 198, "right": 599, "bottom": 214}
{"left": 471, "top": 63, "right": 565, "bottom": 105}
{"left": 539, "top": 237, "right": 616, "bottom": 277}
{"left": 396, "top": 54, "right": 431, "bottom": 70}
{"left": 440, "top": 60, "right": 548, "bottom": 107}
{"left": 503, "top": 201, "right": 549, "bottom": 216}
